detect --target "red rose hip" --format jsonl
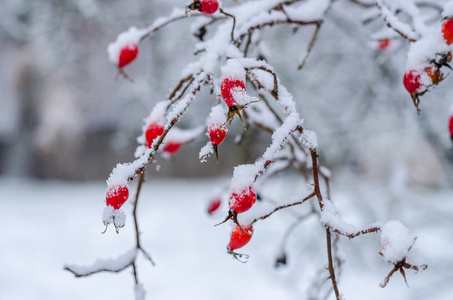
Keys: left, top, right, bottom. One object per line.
{"left": 229, "top": 186, "right": 257, "bottom": 213}
{"left": 228, "top": 224, "right": 254, "bottom": 251}
{"left": 145, "top": 122, "right": 165, "bottom": 148}
{"left": 207, "top": 198, "right": 221, "bottom": 215}
{"left": 208, "top": 125, "right": 227, "bottom": 146}
{"left": 186, "top": 0, "right": 219, "bottom": 15}
{"left": 118, "top": 44, "right": 139, "bottom": 68}
{"left": 221, "top": 78, "right": 246, "bottom": 107}
{"left": 106, "top": 185, "right": 129, "bottom": 210}
{"left": 403, "top": 70, "right": 422, "bottom": 94}
{"left": 163, "top": 141, "right": 181, "bottom": 154}
{"left": 442, "top": 19, "right": 453, "bottom": 45}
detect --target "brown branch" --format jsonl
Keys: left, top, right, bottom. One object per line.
{"left": 64, "top": 263, "right": 133, "bottom": 278}
{"left": 298, "top": 21, "right": 322, "bottom": 70}
{"left": 252, "top": 191, "right": 316, "bottom": 223}
{"left": 310, "top": 149, "right": 341, "bottom": 300}
{"left": 134, "top": 172, "right": 155, "bottom": 266}
{"left": 236, "top": 18, "right": 321, "bottom": 43}
{"left": 168, "top": 74, "right": 194, "bottom": 101}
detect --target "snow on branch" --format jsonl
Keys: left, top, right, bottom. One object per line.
{"left": 65, "top": 248, "right": 137, "bottom": 277}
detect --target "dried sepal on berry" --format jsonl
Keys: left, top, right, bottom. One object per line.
{"left": 102, "top": 203, "right": 127, "bottom": 234}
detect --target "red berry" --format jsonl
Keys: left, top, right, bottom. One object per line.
{"left": 208, "top": 125, "right": 227, "bottom": 146}
{"left": 163, "top": 141, "right": 181, "bottom": 154}
{"left": 442, "top": 19, "right": 453, "bottom": 45}
{"left": 229, "top": 186, "right": 257, "bottom": 213}
{"left": 207, "top": 198, "right": 221, "bottom": 215}
{"left": 403, "top": 70, "right": 422, "bottom": 94}
{"left": 145, "top": 122, "right": 165, "bottom": 148}
{"left": 221, "top": 78, "right": 246, "bottom": 107}
{"left": 228, "top": 224, "right": 253, "bottom": 251}
{"left": 199, "top": 0, "right": 219, "bottom": 15}
{"left": 106, "top": 185, "right": 129, "bottom": 210}
{"left": 377, "top": 39, "right": 391, "bottom": 50}
{"left": 118, "top": 44, "right": 139, "bottom": 68}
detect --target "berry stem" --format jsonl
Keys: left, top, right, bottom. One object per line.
{"left": 219, "top": 8, "right": 236, "bottom": 42}
{"left": 133, "top": 171, "right": 155, "bottom": 266}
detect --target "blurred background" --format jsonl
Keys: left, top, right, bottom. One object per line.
{"left": 1, "top": 0, "right": 453, "bottom": 299}
{"left": 1, "top": 0, "right": 452, "bottom": 185}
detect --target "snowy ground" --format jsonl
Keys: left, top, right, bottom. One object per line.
{"left": 1, "top": 177, "right": 453, "bottom": 300}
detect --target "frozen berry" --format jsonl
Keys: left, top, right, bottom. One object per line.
{"left": 186, "top": 0, "right": 219, "bottom": 15}
{"left": 377, "top": 39, "right": 391, "bottom": 50}
{"left": 145, "top": 122, "right": 165, "bottom": 148}
{"left": 228, "top": 224, "right": 253, "bottom": 251}
{"left": 403, "top": 70, "right": 422, "bottom": 94}
{"left": 207, "top": 198, "right": 221, "bottom": 215}
{"left": 163, "top": 141, "right": 181, "bottom": 154}
{"left": 229, "top": 186, "right": 257, "bottom": 214}
{"left": 442, "top": 18, "right": 453, "bottom": 45}
{"left": 118, "top": 44, "right": 139, "bottom": 68}
{"left": 221, "top": 78, "right": 246, "bottom": 107}
{"left": 106, "top": 185, "right": 129, "bottom": 210}
{"left": 208, "top": 124, "right": 227, "bottom": 146}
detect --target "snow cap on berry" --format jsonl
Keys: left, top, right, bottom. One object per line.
{"left": 230, "top": 164, "right": 259, "bottom": 194}
{"left": 107, "top": 27, "right": 146, "bottom": 66}
{"left": 380, "top": 220, "right": 417, "bottom": 265}
{"left": 405, "top": 32, "right": 450, "bottom": 76}
{"left": 207, "top": 104, "right": 228, "bottom": 127}
{"left": 144, "top": 101, "right": 168, "bottom": 128}
{"left": 442, "top": 1, "right": 453, "bottom": 18}
{"left": 221, "top": 59, "right": 246, "bottom": 84}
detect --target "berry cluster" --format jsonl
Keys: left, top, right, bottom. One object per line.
{"left": 402, "top": 15, "right": 453, "bottom": 113}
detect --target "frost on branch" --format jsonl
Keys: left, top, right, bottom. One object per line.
{"left": 65, "top": 248, "right": 137, "bottom": 277}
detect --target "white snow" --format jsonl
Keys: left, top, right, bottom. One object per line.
{"left": 207, "top": 104, "right": 228, "bottom": 126}
{"left": 65, "top": 248, "right": 137, "bottom": 276}
{"left": 221, "top": 59, "right": 246, "bottom": 83}
{"left": 300, "top": 129, "right": 318, "bottom": 150}
{"left": 1, "top": 179, "right": 451, "bottom": 300}
{"left": 199, "top": 141, "right": 214, "bottom": 162}
{"left": 443, "top": 0, "right": 453, "bottom": 18}
{"left": 406, "top": 32, "right": 451, "bottom": 71}
{"left": 230, "top": 164, "right": 259, "bottom": 193}
{"left": 380, "top": 220, "right": 418, "bottom": 265}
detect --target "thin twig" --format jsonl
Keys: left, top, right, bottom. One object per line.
{"left": 298, "top": 21, "right": 322, "bottom": 70}
{"left": 252, "top": 191, "right": 316, "bottom": 223}
{"left": 310, "top": 149, "right": 341, "bottom": 300}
